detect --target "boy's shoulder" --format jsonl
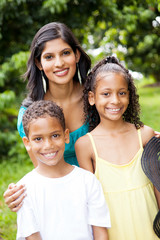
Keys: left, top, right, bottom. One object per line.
{"left": 75, "top": 166, "right": 94, "bottom": 177}
{"left": 17, "top": 169, "right": 36, "bottom": 186}
{"left": 74, "top": 166, "right": 100, "bottom": 187}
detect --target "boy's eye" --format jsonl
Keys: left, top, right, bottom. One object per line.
{"left": 103, "top": 92, "right": 109, "bottom": 96}
{"left": 34, "top": 137, "right": 42, "bottom": 141}
{"left": 52, "top": 134, "right": 60, "bottom": 138}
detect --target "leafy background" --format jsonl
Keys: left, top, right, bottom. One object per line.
{"left": 0, "top": 0, "right": 160, "bottom": 239}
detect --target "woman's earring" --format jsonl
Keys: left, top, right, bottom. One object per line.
{"left": 77, "top": 63, "right": 82, "bottom": 85}
{"left": 41, "top": 71, "right": 47, "bottom": 93}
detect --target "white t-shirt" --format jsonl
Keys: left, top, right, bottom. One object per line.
{"left": 16, "top": 166, "right": 111, "bottom": 240}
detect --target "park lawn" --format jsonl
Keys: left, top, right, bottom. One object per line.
{"left": 138, "top": 86, "right": 160, "bottom": 131}
{"left": 0, "top": 159, "right": 33, "bottom": 240}
{"left": 0, "top": 86, "right": 160, "bottom": 239}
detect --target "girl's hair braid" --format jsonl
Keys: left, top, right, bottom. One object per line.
{"left": 83, "top": 56, "right": 143, "bottom": 131}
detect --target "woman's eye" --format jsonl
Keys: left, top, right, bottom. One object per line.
{"left": 45, "top": 55, "right": 53, "bottom": 60}
{"left": 63, "top": 50, "right": 70, "bottom": 56}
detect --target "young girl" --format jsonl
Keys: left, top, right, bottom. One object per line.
{"left": 75, "top": 56, "right": 160, "bottom": 239}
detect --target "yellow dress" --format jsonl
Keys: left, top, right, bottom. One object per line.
{"left": 87, "top": 130, "right": 159, "bottom": 240}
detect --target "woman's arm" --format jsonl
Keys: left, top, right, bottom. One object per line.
{"left": 154, "top": 131, "right": 160, "bottom": 138}
{"left": 3, "top": 149, "right": 37, "bottom": 212}
{"left": 3, "top": 137, "right": 37, "bottom": 212}
{"left": 26, "top": 232, "right": 42, "bottom": 240}
{"left": 92, "top": 226, "right": 108, "bottom": 240}
{"left": 3, "top": 183, "right": 26, "bottom": 212}
{"left": 75, "top": 135, "right": 94, "bottom": 173}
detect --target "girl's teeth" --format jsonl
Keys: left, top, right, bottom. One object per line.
{"left": 110, "top": 108, "right": 120, "bottom": 112}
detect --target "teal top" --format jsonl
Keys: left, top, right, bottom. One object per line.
{"left": 17, "top": 106, "right": 89, "bottom": 167}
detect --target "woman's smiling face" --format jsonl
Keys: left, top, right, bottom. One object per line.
{"left": 37, "top": 38, "right": 80, "bottom": 86}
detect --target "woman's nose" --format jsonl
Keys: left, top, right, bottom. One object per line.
{"left": 54, "top": 56, "right": 64, "bottom": 67}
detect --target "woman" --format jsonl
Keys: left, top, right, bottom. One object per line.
{"left": 4, "top": 22, "right": 91, "bottom": 211}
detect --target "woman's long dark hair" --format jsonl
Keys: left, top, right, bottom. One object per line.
{"left": 22, "top": 22, "right": 91, "bottom": 107}
{"left": 83, "top": 56, "right": 143, "bottom": 131}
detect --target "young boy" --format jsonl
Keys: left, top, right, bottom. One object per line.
{"left": 16, "top": 100, "right": 111, "bottom": 240}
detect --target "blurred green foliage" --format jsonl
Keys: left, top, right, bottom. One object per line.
{"left": 0, "top": 1, "right": 160, "bottom": 238}
{"left": 0, "top": 0, "right": 160, "bottom": 164}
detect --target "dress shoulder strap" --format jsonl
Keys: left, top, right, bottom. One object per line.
{"left": 137, "top": 128, "right": 143, "bottom": 149}
{"left": 87, "top": 133, "right": 98, "bottom": 159}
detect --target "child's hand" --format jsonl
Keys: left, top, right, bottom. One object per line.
{"left": 154, "top": 131, "right": 160, "bottom": 138}
{"left": 3, "top": 183, "right": 26, "bottom": 212}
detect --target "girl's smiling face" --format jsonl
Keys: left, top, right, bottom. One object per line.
{"left": 36, "top": 38, "right": 80, "bottom": 86}
{"left": 89, "top": 72, "right": 129, "bottom": 122}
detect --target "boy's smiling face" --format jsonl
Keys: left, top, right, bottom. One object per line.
{"left": 23, "top": 116, "right": 69, "bottom": 168}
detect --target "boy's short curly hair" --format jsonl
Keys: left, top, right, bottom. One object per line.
{"left": 22, "top": 100, "right": 65, "bottom": 137}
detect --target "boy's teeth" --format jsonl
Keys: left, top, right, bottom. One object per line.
{"left": 44, "top": 153, "right": 56, "bottom": 157}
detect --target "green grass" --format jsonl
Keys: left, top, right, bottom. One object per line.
{"left": 0, "top": 159, "right": 33, "bottom": 240}
{"left": 0, "top": 85, "right": 160, "bottom": 239}
{"left": 138, "top": 86, "right": 160, "bottom": 131}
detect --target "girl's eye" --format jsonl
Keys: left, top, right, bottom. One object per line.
{"left": 119, "top": 92, "right": 126, "bottom": 96}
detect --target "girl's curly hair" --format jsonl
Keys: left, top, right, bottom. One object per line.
{"left": 83, "top": 56, "right": 143, "bottom": 131}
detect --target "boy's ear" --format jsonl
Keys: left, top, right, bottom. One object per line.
{"left": 64, "top": 129, "right": 70, "bottom": 144}
{"left": 22, "top": 137, "right": 31, "bottom": 152}
{"left": 88, "top": 91, "right": 95, "bottom": 106}
{"left": 35, "top": 58, "right": 43, "bottom": 70}
{"left": 75, "top": 49, "right": 81, "bottom": 63}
